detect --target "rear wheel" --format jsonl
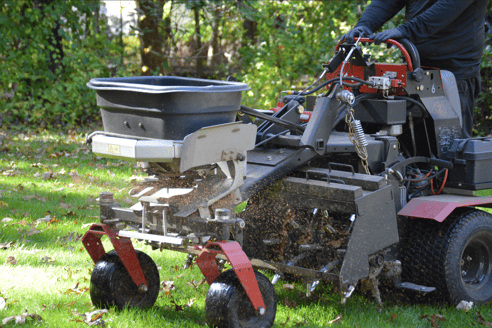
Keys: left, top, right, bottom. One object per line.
{"left": 205, "top": 270, "right": 276, "bottom": 328}
{"left": 90, "top": 250, "right": 160, "bottom": 309}
{"left": 402, "top": 209, "right": 492, "bottom": 304}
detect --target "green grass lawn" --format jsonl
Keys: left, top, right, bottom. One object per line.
{"left": 1, "top": 129, "right": 492, "bottom": 327}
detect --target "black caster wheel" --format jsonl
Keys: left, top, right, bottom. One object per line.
{"left": 205, "top": 269, "right": 276, "bottom": 328}
{"left": 90, "top": 249, "right": 159, "bottom": 309}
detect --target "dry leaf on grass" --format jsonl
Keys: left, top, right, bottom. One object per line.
{"left": 187, "top": 278, "right": 206, "bottom": 290}
{"left": 0, "top": 297, "right": 5, "bottom": 310}
{"left": 72, "top": 309, "right": 109, "bottom": 326}
{"left": 170, "top": 298, "right": 195, "bottom": 312}
{"left": 0, "top": 241, "right": 13, "bottom": 250}
{"left": 161, "top": 280, "right": 175, "bottom": 297}
{"left": 6, "top": 256, "right": 17, "bottom": 265}
{"left": 282, "top": 283, "right": 295, "bottom": 290}
{"left": 476, "top": 311, "right": 492, "bottom": 327}
{"left": 59, "top": 202, "right": 73, "bottom": 210}
{"left": 1, "top": 311, "right": 42, "bottom": 325}
{"left": 328, "top": 314, "right": 342, "bottom": 324}
{"left": 456, "top": 300, "right": 473, "bottom": 312}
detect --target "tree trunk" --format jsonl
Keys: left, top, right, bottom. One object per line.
{"left": 93, "top": 0, "right": 100, "bottom": 37}
{"left": 136, "top": 0, "right": 167, "bottom": 76}
{"left": 194, "top": 5, "right": 205, "bottom": 77}
{"left": 238, "top": 0, "right": 257, "bottom": 48}
{"left": 211, "top": 4, "right": 223, "bottom": 68}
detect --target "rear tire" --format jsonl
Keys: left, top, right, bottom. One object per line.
{"left": 402, "top": 209, "right": 492, "bottom": 304}
{"left": 205, "top": 270, "right": 276, "bottom": 328}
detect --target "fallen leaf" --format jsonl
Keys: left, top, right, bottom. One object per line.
{"left": 476, "top": 311, "right": 492, "bottom": 327}
{"left": 283, "top": 283, "right": 295, "bottom": 290}
{"left": 73, "top": 308, "right": 109, "bottom": 326}
{"left": 0, "top": 297, "right": 5, "bottom": 310}
{"left": 1, "top": 311, "right": 42, "bottom": 325}
{"left": 169, "top": 299, "right": 195, "bottom": 312}
{"left": 41, "top": 256, "right": 56, "bottom": 265}
{"left": 161, "top": 280, "right": 175, "bottom": 296}
{"left": 37, "top": 215, "right": 51, "bottom": 223}
{"left": 6, "top": 256, "right": 17, "bottom": 265}
{"left": 456, "top": 300, "right": 473, "bottom": 312}
{"left": 1, "top": 217, "right": 13, "bottom": 223}
{"left": 0, "top": 242, "right": 13, "bottom": 250}
{"left": 328, "top": 314, "right": 342, "bottom": 324}
{"left": 22, "top": 195, "right": 39, "bottom": 201}
{"left": 60, "top": 203, "right": 73, "bottom": 210}
{"left": 58, "top": 231, "right": 83, "bottom": 244}
{"left": 280, "top": 317, "right": 290, "bottom": 327}
{"left": 390, "top": 312, "right": 398, "bottom": 322}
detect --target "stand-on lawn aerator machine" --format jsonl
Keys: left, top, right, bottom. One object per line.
{"left": 82, "top": 38, "right": 492, "bottom": 327}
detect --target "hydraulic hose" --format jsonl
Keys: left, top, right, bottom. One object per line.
{"left": 240, "top": 105, "right": 305, "bottom": 133}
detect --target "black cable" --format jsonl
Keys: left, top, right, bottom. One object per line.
{"left": 300, "top": 77, "right": 374, "bottom": 96}
{"left": 255, "top": 129, "right": 289, "bottom": 147}
{"left": 402, "top": 168, "right": 447, "bottom": 182}
{"left": 240, "top": 105, "right": 305, "bottom": 133}
{"left": 394, "top": 95, "right": 427, "bottom": 112}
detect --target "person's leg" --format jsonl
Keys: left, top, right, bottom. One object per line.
{"left": 457, "top": 75, "right": 481, "bottom": 139}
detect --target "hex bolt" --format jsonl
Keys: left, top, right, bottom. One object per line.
{"left": 124, "top": 121, "right": 130, "bottom": 127}
{"left": 99, "top": 192, "right": 114, "bottom": 204}
{"left": 138, "top": 284, "right": 148, "bottom": 294}
{"left": 138, "top": 122, "right": 144, "bottom": 129}
{"left": 257, "top": 306, "right": 266, "bottom": 316}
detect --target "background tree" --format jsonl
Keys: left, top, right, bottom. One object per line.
{"left": 0, "top": 0, "right": 490, "bottom": 136}
{"left": 135, "top": 0, "right": 169, "bottom": 76}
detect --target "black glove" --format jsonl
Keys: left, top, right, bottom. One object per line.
{"left": 369, "top": 28, "right": 403, "bottom": 45}
{"left": 340, "top": 26, "right": 372, "bottom": 43}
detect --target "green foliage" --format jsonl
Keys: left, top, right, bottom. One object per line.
{"left": 238, "top": 1, "right": 365, "bottom": 109}
{"left": 0, "top": 0, "right": 138, "bottom": 129}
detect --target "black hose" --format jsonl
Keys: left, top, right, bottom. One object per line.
{"left": 399, "top": 38, "right": 421, "bottom": 70}
{"left": 402, "top": 168, "right": 447, "bottom": 182}
{"left": 393, "top": 95, "right": 427, "bottom": 112}
{"left": 240, "top": 105, "right": 305, "bottom": 133}
{"left": 300, "top": 77, "right": 373, "bottom": 96}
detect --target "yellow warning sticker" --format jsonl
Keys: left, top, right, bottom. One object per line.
{"left": 108, "top": 144, "right": 121, "bottom": 155}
